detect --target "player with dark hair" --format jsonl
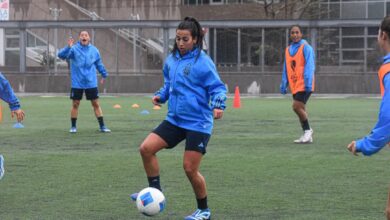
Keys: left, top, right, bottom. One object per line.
{"left": 280, "top": 25, "right": 316, "bottom": 144}
{"left": 131, "top": 17, "right": 227, "bottom": 220}
{"left": 0, "top": 72, "right": 25, "bottom": 180}
{"left": 58, "top": 31, "right": 110, "bottom": 133}
{"left": 347, "top": 16, "right": 390, "bottom": 220}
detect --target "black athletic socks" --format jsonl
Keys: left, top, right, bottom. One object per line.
{"left": 301, "top": 119, "right": 310, "bottom": 131}
{"left": 97, "top": 116, "right": 105, "bottom": 127}
{"left": 197, "top": 196, "right": 208, "bottom": 210}
{"left": 71, "top": 118, "right": 77, "bottom": 127}
{"left": 147, "top": 176, "right": 162, "bottom": 191}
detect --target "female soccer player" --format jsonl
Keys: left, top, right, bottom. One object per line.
{"left": 131, "top": 17, "right": 227, "bottom": 220}
{"left": 280, "top": 25, "right": 315, "bottom": 144}
{"left": 0, "top": 72, "right": 25, "bottom": 180}
{"left": 58, "top": 31, "right": 110, "bottom": 133}
{"left": 347, "top": 16, "right": 390, "bottom": 220}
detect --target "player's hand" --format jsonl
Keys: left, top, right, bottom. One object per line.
{"left": 280, "top": 84, "right": 287, "bottom": 95}
{"left": 68, "top": 37, "right": 74, "bottom": 47}
{"left": 152, "top": 96, "right": 161, "bottom": 106}
{"left": 347, "top": 141, "right": 359, "bottom": 156}
{"left": 100, "top": 78, "right": 105, "bottom": 85}
{"left": 213, "top": 108, "right": 224, "bottom": 119}
{"left": 11, "top": 109, "right": 25, "bottom": 123}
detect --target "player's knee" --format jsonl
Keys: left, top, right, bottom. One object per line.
{"left": 72, "top": 101, "right": 80, "bottom": 108}
{"left": 183, "top": 162, "right": 197, "bottom": 176}
{"left": 139, "top": 143, "right": 153, "bottom": 157}
{"left": 91, "top": 101, "right": 100, "bottom": 108}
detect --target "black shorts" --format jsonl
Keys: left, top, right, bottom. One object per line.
{"left": 70, "top": 88, "right": 99, "bottom": 100}
{"left": 152, "top": 120, "right": 211, "bottom": 155}
{"left": 293, "top": 91, "right": 312, "bottom": 104}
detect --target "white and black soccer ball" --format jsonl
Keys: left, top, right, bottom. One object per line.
{"left": 136, "top": 187, "right": 166, "bottom": 216}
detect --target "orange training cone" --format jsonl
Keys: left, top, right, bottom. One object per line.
{"left": 233, "top": 86, "right": 241, "bottom": 108}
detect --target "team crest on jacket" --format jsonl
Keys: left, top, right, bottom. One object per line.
{"left": 183, "top": 64, "right": 192, "bottom": 76}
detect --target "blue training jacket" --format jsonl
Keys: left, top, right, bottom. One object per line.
{"left": 155, "top": 48, "right": 227, "bottom": 134}
{"left": 356, "top": 53, "right": 390, "bottom": 156}
{"left": 58, "top": 42, "right": 108, "bottom": 89}
{"left": 280, "top": 39, "right": 315, "bottom": 94}
{"left": 0, "top": 73, "right": 21, "bottom": 111}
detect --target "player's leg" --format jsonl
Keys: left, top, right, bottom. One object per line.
{"left": 131, "top": 121, "right": 185, "bottom": 201}
{"left": 386, "top": 187, "right": 390, "bottom": 220}
{"left": 69, "top": 88, "right": 82, "bottom": 133}
{"left": 86, "top": 88, "right": 110, "bottom": 132}
{"left": 292, "top": 92, "right": 313, "bottom": 143}
{"left": 183, "top": 131, "right": 211, "bottom": 220}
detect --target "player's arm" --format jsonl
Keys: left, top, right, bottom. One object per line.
{"left": 0, "top": 73, "right": 25, "bottom": 122}
{"left": 203, "top": 60, "right": 227, "bottom": 119}
{"left": 58, "top": 37, "right": 75, "bottom": 60}
{"left": 94, "top": 50, "right": 108, "bottom": 83}
{"left": 0, "top": 73, "right": 21, "bottom": 111}
{"left": 303, "top": 44, "right": 315, "bottom": 92}
{"left": 280, "top": 61, "right": 288, "bottom": 94}
{"left": 349, "top": 73, "right": 390, "bottom": 156}
{"left": 154, "top": 62, "right": 170, "bottom": 104}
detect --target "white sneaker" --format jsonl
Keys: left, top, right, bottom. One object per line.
{"left": 69, "top": 127, "right": 77, "bottom": 133}
{"left": 294, "top": 129, "right": 313, "bottom": 144}
{"left": 0, "top": 155, "right": 4, "bottom": 180}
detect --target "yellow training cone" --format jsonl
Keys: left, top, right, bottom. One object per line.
{"left": 132, "top": 104, "right": 140, "bottom": 108}
{"left": 113, "top": 104, "right": 121, "bottom": 109}
{"left": 153, "top": 105, "right": 161, "bottom": 110}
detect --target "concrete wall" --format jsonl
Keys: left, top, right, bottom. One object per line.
{"left": 3, "top": 72, "right": 380, "bottom": 94}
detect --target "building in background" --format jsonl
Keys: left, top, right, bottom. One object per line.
{"left": 0, "top": 0, "right": 388, "bottom": 94}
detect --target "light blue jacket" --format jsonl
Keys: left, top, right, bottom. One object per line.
{"left": 58, "top": 42, "right": 108, "bottom": 89}
{"left": 155, "top": 48, "right": 227, "bottom": 134}
{"left": 356, "top": 53, "right": 390, "bottom": 156}
{"left": 280, "top": 39, "right": 315, "bottom": 94}
{"left": 0, "top": 73, "right": 21, "bottom": 111}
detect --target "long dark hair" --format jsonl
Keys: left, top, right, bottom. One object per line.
{"left": 381, "top": 16, "right": 390, "bottom": 40}
{"left": 171, "top": 17, "right": 204, "bottom": 57}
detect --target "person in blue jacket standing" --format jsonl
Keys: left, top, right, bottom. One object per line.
{"left": 0, "top": 72, "right": 25, "bottom": 180}
{"left": 58, "top": 31, "right": 110, "bottom": 133}
{"left": 280, "top": 25, "right": 315, "bottom": 144}
{"left": 347, "top": 16, "right": 390, "bottom": 220}
{"left": 131, "top": 17, "right": 227, "bottom": 220}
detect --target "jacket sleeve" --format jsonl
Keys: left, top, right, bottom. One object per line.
{"left": 355, "top": 73, "right": 390, "bottom": 156}
{"left": 303, "top": 44, "right": 315, "bottom": 91}
{"left": 0, "top": 73, "right": 21, "bottom": 111}
{"left": 280, "top": 60, "right": 288, "bottom": 94}
{"left": 203, "top": 59, "right": 227, "bottom": 110}
{"left": 154, "top": 62, "right": 170, "bottom": 104}
{"left": 94, "top": 49, "right": 108, "bottom": 78}
{"left": 58, "top": 46, "right": 74, "bottom": 60}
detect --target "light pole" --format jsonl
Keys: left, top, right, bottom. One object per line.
{"left": 130, "top": 13, "right": 140, "bottom": 73}
{"left": 49, "top": 8, "right": 62, "bottom": 74}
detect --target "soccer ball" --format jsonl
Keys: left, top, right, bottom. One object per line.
{"left": 136, "top": 187, "right": 166, "bottom": 216}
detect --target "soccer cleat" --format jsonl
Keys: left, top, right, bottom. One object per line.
{"left": 100, "top": 126, "right": 111, "bottom": 133}
{"left": 69, "top": 127, "right": 77, "bottom": 133}
{"left": 0, "top": 154, "right": 4, "bottom": 180}
{"left": 184, "top": 208, "right": 211, "bottom": 220}
{"left": 294, "top": 129, "right": 313, "bottom": 144}
{"left": 130, "top": 192, "right": 138, "bottom": 201}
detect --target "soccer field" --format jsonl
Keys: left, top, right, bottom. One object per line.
{"left": 0, "top": 95, "right": 388, "bottom": 220}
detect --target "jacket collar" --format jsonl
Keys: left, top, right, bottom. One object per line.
{"left": 174, "top": 47, "right": 200, "bottom": 59}
{"left": 76, "top": 41, "right": 91, "bottom": 48}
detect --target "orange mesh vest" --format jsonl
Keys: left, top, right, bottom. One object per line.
{"left": 378, "top": 63, "right": 390, "bottom": 97}
{"left": 285, "top": 44, "right": 314, "bottom": 94}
